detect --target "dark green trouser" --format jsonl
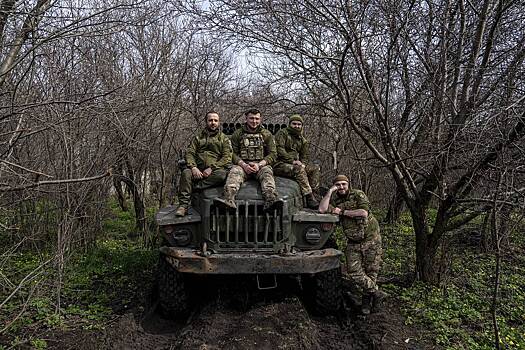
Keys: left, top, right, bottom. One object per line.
{"left": 177, "top": 168, "right": 228, "bottom": 208}
{"left": 273, "top": 163, "right": 320, "bottom": 195}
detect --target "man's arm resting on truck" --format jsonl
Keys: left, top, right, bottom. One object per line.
{"left": 319, "top": 186, "right": 368, "bottom": 218}
{"left": 318, "top": 186, "right": 336, "bottom": 213}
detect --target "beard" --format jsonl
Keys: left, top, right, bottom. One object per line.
{"left": 336, "top": 189, "right": 348, "bottom": 197}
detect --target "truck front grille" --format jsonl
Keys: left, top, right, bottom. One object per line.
{"left": 209, "top": 201, "right": 284, "bottom": 250}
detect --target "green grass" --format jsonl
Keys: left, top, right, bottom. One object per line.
{"left": 381, "top": 212, "right": 525, "bottom": 349}
{"left": 102, "top": 199, "right": 136, "bottom": 237}
{"left": 0, "top": 198, "right": 159, "bottom": 346}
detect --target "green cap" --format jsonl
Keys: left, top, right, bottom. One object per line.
{"left": 333, "top": 175, "right": 349, "bottom": 184}
{"left": 289, "top": 114, "right": 304, "bottom": 124}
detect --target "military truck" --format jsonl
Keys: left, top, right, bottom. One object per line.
{"left": 156, "top": 123, "right": 342, "bottom": 317}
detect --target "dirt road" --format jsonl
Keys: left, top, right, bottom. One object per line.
{"left": 49, "top": 277, "right": 433, "bottom": 350}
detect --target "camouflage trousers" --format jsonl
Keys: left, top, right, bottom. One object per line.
{"left": 273, "top": 163, "right": 320, "bottom": 195}
{"left": 177, "top": 168, "right": 228, "bottom": 208}
{"left": 345, "top": 234, "right": 383, "bottom": 294}
{"left": 224, "top": 165, "right": 277, "bottom": 200}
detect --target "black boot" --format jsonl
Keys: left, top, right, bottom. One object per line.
{"left": 304, "top": 193, "right": 319, "bottom": 209}
{"left": 372, "top": 289, "right": 389, "bottom": 312}
{"left": 361, "top": 293, "right": 372, "bottom": 315}
{"left": 263, "top": 194, "right": 283, "bottom": 212}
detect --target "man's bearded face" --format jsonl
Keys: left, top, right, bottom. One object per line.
{"left": 207, "top": 113, "right": 220, "bottom": 131}
{"left": 290, "top": 120, "right": 303, "bottom": 130}
{"left": 334, "top": 181, "right": 349, "bottom": 196}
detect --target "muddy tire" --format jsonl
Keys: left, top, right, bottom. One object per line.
{"left": 157, "top": 255, "right": 189, "bottom": 318}
{"left": 303, "top": 267, "right": 342, "bottom": 315}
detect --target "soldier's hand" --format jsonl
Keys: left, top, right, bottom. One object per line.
{"left": 329, "top": 185, "right": 338, "bottom": 193}
{"left": 332, "top": 207, "right": 342, "bottom": 215}
{"left": 202, "top": 168, "right": 212, "bottom": 178}
{"left": 293, "top": 160, "right": 304, "bottom": 168}
{"left": 191, "top": 167, "right": 203, "bottom": 179}
{"left": 241, "top": 163, "right": 254, "bottom": 174}
{"left": 250, "top": 162, "right": 260, "bottom": 173}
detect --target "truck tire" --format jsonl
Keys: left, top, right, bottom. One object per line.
{"left": 157, "top": 255, "right": 189, "bottom": 318}
{"left": 303, "top": 267, "right": 342, "bottom": 315}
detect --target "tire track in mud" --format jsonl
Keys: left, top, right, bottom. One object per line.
{"left": 50, "top": 277, "right": 429, "bottom": 349}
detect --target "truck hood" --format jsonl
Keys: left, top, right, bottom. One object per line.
{"left": 201, "top": 176, "right": 301, "bottom": 200}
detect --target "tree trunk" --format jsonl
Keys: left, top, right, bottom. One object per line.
{"left": 480, "top": 212, "right": 491, "bottom": 252}
{"left": 114, "top": 175, "right": 145, "bottom": 234}
{"left": 112, "top": 176, "right": 128, "bottom": 212}
{"left": 385, "top": 186, "right": 404, "bottom": 224}
{"left": 411, "top": 204, "right": 440, "bottom": 283}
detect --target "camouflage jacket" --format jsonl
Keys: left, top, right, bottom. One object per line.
{"left": 230, "top": 124, "right": 277, "bottom": 165}
{"left": 185, "top": 129, "right": 232, "bottom": 170}
{"left": 329, "top": 189, "right": 380, "bottom": 242}
{"left": 274, "top": 127, "right": 309, "bottom": 166}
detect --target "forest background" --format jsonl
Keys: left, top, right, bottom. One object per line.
{"left": 0, "top": 0, "right": 524, "bottom": 349}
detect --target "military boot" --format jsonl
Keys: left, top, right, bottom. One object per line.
{"left": 263, "top": 192, "right": 283, "bottom": 212}
{"left": 304, "top": 193, "right": 319, "bottom": 209}
{"left": 214, "top": 188, "right": 237, "bottom": 209}
{"left": 361, "top": 293, "right": 373, "bottom": 315}
{"left": 175, "top": 207, "right": 187, "bottom": 217}
{"left": 372, "top": 289, "right": 389, "bottom": 311}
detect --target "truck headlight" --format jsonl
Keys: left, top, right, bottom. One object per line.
{"left": 172, "top": 228, "right": 192, "bottom": 246}
{"left": 304, "top": 227, "right": 321, "bottom": 244}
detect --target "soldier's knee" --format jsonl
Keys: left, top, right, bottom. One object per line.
{"left": 213, "top": 169, "right": 228, "bottom": 180}
{"left": 292, "top": 164, "right": 305, "bottom": 176}
{"left": 230, "top": 165, "right": 243, "bottom": 175}
{"left": 346, "top": 260, "right": 362, "bottom": 274}
{"left": 180, "top": 168, "right": 193, "bottom": 183}
{"left": 259, "top": 165, "right": 273, "bottom": 176}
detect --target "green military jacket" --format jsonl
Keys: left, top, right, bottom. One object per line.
{"left": 328, "top": 189, "right": 380, "bottom": 242}
{"left": 185, "top": 129, "right": 232, "bottom": 170}
{"left": 274, "top": 127, "right": 309, "bottom": 166}
{"left": 230, "top": 124, "right": 277, "bottom": 165}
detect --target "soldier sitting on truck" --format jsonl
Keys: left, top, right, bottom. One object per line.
{"left": 175, "top": 111, "right": 232, "bottom": 216}
{"left": 273, "top": 114, "right": 320, "bottom": 209}
{"left": 215, "top": 108, "right": 282, "bottom": 211}
{"left": 318, "top": 174, "right": 387, "bottom": 315}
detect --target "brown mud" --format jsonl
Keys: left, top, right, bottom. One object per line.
{"left": 47, "top": 276, "right": 437, "bottom": 350}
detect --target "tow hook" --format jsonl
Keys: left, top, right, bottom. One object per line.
{"left": 197, "top": 241, "right": 211, "bottom": 257}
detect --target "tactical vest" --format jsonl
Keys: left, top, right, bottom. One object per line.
{"left": 239, "top": 133, "right": 265, "bottom": 161}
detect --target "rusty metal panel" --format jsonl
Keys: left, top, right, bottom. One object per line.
{"left": 292, "top": 210, "right": 339, "bottom": 223}
{"left": 159, "top": 247, "right": 342, "bottom": 275}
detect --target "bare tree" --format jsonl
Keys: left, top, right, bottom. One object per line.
{"left": 188, "top": 0, "right": 525, "bottom": 282}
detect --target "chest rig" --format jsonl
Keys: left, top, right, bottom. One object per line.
{"left": 240, "top": 133, "right": 265, "bottom": 161}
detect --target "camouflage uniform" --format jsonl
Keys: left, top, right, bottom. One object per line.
{"left": 177, "top": 128, "right": 232, "bottom": 209}
{"left": 223, "top": 124, "right": 278, "bottom": 201}
{"left": 328, "top": 189, "right": 382, "bottom": 294}
{"left": 273, "top": 126, "right": 320, "bottom": 195}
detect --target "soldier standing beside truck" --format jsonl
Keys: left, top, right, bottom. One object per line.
{"left": 215, "top": 108, "right": 282, "bottom": 211}
{"left": 273, "top": 114, "right": 319, "bottom": 209}
{"left": 318, "top": 175, "right": 387, "bottom": 315}
{"left": 175, "top": 111, "right": 232, "bottom": 216}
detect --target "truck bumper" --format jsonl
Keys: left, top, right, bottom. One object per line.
{"left": 159, "top": 247, "right": 342, "bottom": 274}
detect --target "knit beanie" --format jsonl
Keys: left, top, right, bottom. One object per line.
{"left": 333, "top": 174, "right": 349, "bottom": 184}
{"left": 289, "top": 114, "right": 304, "bottom": 124}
